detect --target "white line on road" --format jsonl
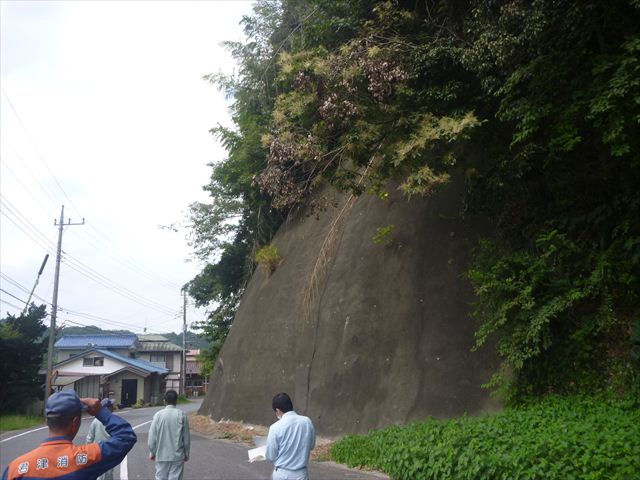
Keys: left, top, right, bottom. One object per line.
{"left": 0, "top": 414, "right": 101, "bottom": 444}
{"left": 0, "top": 426, "right": 48, "bottom": 443}
{"left": 120, "top": 420, "right": 153, "bottom": 480}
{"left": 0, "top": 408, "right": 148, "bottom": 444}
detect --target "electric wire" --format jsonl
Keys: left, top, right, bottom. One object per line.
{"left": 59, "top": 255, "right": 177, "bottom": 315}
{"left": 0, "top": 194, "right": 58, "bottom": 250}
{"left": 0, "top": 156, "right": 57, "bottom": 218}
{"left": 1, "top": 99, "right": 183, "bottom": 290}
{"left": 1, "top": 88, "right": 191, "bottom": 325}
{"left": 67, "top": 227, "right": 183, "bottom": 291}
{"left": 1, "top": 148, "right": 61, "bottom": 210}
{"left": 0, "top": 278, "right": 165, "bottom": 333}
{"left": 0, "top": 208, "right": 57, "bottom": 254}
{"left": 1, "top": 87, "right": 82, "bottom": 218}
{"left": 0, "top": 287, "right": 29, "bottom": 305}
{"left": 0, "top": 299, "right": 24, "bottom": 311}
{"left": 0, "top": 273, "right": 49, "bottom": 304}
{"left": 1, "top": 196, "right": 177, "bottom": 315}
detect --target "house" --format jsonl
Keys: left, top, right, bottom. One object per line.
{"left": 51, "top": 333, "right": 183, "bottom": 406}
{"left": 136, "top": 334, "right": 183, "bottom": 393}
{"left": 54, "top": 334, "right": 138, "bottom": 363}
{"left": 51, "top": 348, "right": 167, "bottom": 407}
{"left": 185, "top": 349, "right": 208, "bottom": 397}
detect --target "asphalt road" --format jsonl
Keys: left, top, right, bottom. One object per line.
{"left": 1, "top": 400, "right": 388, "bottom": 479}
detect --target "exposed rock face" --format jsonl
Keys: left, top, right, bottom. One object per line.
{"left": 199, "top": 181, "right": 501, "bottom": 436}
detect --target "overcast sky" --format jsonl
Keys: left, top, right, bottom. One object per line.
{"left": 0, "top": 0, "right": 254, "bottom": 335}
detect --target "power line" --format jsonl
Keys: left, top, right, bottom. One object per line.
{"left": 0, "top": 299, "right": 24, "bottom": 311}
{"left": 1, "top": 196, "right": 177, "bottom": 315}
{"left": 0, "top": 276, "right": 167, "bottom": 333}
{"left": 59, "top": 255, "right": 177, "bottom": 315}
{"left": 0, "top": 273, "right": 49, "bottom": 304}
{"left": 67, "top": 227, "right": 183, "bottom": 291}
{"left": 1, "top": 148, "right": 60, "bottom": 210}
{"left": 0, "top": 208, "right": 57, "bottom": 254}
{"left": 0, "top": 287, "right": 29, "bottom": 305}
{"left": 0, "top": 194, "right": 58, "bottom": 250}
{"left": 1, "top": 87, "right": 81, "bottom": 218}
{"left": 0, "top": 156, "right": 57, "bottom": 218}
{"left": 1, "top": 88, "right": 189, "bottom": 326}
{"left": 1, "top": 90, "right": 184, "bottom": 291}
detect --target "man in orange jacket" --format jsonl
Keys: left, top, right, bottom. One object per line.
{"left": 2, "top": 390, "right": 136, "bottom": 480}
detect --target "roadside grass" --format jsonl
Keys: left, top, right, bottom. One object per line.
{"left": 330, "top": 395, "right": 640, "bottom": 480}
{"left": 0, "top": 414, "right": 44, "bottom": 432}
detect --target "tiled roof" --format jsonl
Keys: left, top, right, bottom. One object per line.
{"left": 94, "top": 349, "right": 168, "bottom": 374}
{"left": 137, "top": 341, "right": 182, "bottom": 352}
{"left": 137, "top": 334, "right": 168, "bottom": 342}
{"left": 55, "top": 334, "right": 137, "bottom": 349}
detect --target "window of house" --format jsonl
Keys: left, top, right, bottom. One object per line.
{"left": 83, "top": 357, "right": 104, "bottom": 367}
{"left": 150, "top": 354, "right": 165, "bottom": 363}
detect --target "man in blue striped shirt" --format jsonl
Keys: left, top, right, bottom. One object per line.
{"left": 265, "top": 393, "right": 316, "bottom": 480}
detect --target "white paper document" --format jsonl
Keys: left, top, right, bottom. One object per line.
{"left": 248, "top": 445, "right": 267, "bottom": 462}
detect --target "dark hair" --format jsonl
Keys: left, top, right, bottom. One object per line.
{"left": 165, "top": 390, "right": 178, "bottom": 405}
{"left": 46, "top": 412, "right": 79, "bottom": 431}
{"left": 272, "top": 392, "right": 293, "bottom": 413}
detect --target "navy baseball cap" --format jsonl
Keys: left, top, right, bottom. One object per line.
{"left": 45, "top": 390, "right": 86, "bottom": 417}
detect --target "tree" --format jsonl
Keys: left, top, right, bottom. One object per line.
{"left": 0, "top": 304, "right": 48, "bottom": 413}
{"left": 188, "top": 0, "right": 640, "bottom": 402}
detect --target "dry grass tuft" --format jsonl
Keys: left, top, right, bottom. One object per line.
{"left": 189, "top": 413, "right": 335, "bottom": 461}
{"left": 189, "top": 413, "right": 268, "bottom": 444}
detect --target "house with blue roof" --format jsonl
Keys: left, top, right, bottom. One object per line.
{"left": 52, "top": 334, "right": 183, "bottom": 406}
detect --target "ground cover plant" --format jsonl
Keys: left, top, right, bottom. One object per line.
{"left": 330, "top": 395, "right": 639, "bottom": 480}
{"left": 0, "top": 415, "right": 44, "bottom": 433}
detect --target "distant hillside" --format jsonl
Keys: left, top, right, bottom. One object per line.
{"left": 58, "top": 326, "right": 133, "bottom": 337}
{"left": 54, "top": 325, "right": 209, "bottom": 349}
{"left": 161, "top": 332, "right": 209, "bottom": 350}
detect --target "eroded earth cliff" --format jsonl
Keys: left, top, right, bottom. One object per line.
{"left": 199, "top": 181, "right": 500, "bottom": 436}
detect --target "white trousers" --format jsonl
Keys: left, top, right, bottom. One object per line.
{"left": 272, "top": 467, "right": 308, "bottom": 480}
{"left": 155, "top": 461, "right": 184, "bottom": 480}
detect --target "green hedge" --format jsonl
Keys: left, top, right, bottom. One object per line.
{"left": 330, "top": 396, "right": 639, "bottom": 480}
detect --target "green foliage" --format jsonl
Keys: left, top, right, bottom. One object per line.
{"left": 468, "top": 226, "right": 640, "bottom": 402}
{"left": 188, "top": 0, "right": 640, "bottom": 401}
{"left": 331, "top": 395, "right": 640, "bottom": 480}
{"left": 255, "top": 243, "right": 281, "bottom": 274}
{"left": 0, "top": 414, "right": 44, "bottom": 432}
{"left": 0, "top": 305, "right": 47, "bottom": 413}
{"left": 372, "top": 224, "right": 395, "bottom": 245}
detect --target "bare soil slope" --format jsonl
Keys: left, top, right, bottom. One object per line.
{"left": 199, "top": 181, "right": 500, "bottom": 436}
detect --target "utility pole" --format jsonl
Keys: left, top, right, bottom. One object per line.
{"left": 181, "top": 289, "right": 187, "bottom": 397}
{"left": 44, "top": 205, "right": 85, "bottom": 408}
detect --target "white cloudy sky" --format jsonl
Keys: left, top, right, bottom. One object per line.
{"left": 0, "top": 0, "right": 254, "bottom": 335}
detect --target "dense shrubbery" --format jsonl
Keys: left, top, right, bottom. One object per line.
{"left": 0, "top": 305, "right": 47, "bottom": 413}
{"left": 188, "top": 0, "right": 640, "bottom": 400}
{"left": 331, "top": 395, "right": 640, "bottom": 480}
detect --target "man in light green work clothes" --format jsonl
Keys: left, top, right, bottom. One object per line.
{"left": 85, "top": 398, "right": 116, "bottom": 480}
{"left": 148, "top": 390, "right": 191, "bottom": 480}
